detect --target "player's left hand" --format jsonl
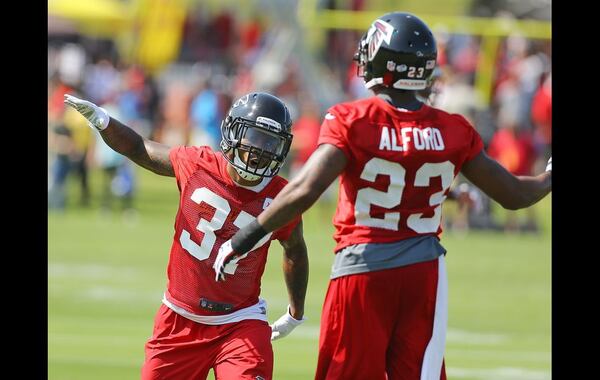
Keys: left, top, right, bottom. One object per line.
{"left": 270, "top": 306, "right": 306, "bottom": 341}
{"left": 213, "top": 240, "right": 240, "bottom": 281}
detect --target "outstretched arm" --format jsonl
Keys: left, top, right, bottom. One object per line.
{"left": 64, "top": 94, "right": 174, "bottom": 177}
{"left": 269, "top": 221, "right": 309, "bottom": 341}
{"left": 460, "top": 150, "right": 551, "bottom": 210}
{"left": 258, "top": 144, "right": 347, "bottom": 231}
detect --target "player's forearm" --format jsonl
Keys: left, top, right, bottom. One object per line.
{"left": 100, "top": 118, "right": 173, "bottom": 176}
{"left": 231, "top": 186, "right": 321, "bottom": 257}
{"left": 99, "top": 117, "right": 146, "bottom": 158}
{"left": 509, "top": 171, "right": 552, "bottom": 210}
{"left": 282, "top": 245, "right": 309, "bottom": 320}
{"left": 258, "top": 180, "right": 323, "bottom": 232}
{"left": 461, "top": 151, "right": 551, "bottom": 210}
{"left": 480, "top": 171, "right": 551, "bottom": 210}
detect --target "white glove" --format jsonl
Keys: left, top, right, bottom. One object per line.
{"left": 64, "top": 94, "right": 110, "bottom": 131}
{"left": 546, "top": 157, "right": 552, "bottom": 172}
{"left": 213, "top": 240, "right": 241, "bottom": 282}
{"left": 270, "top": 306, "right": 305, "bottom": 341}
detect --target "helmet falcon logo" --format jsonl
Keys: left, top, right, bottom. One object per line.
{"left": 232, "top": 94, "right": 250, "bottom": 108}
{"left": 367, "top": 19, "right": 395, "bottom": 61}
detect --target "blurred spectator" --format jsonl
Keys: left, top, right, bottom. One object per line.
{"left": 62, "top": 104, "right": 93, "bottom": 207}
{"left": 238, "top": 14, "right": 264, "bottom": 64}
{"left": 141, "top": 72, "right": 162, "bottom": 139}
{"left": 189, "top": 80, "right": 222, "bottom": 149}
{"left": 448, "top": 35, "right": 480, "bottom": 84}
{"left": 48, "top": 76, "right": 77, "bottom": 125}
{"left": 57, "top": 43, "right": 86, "bottom": 88}
{"left": 92, "top": 104, "right": 137, "bottom": 215}
{"left": 531, "top": 73, "right": 552, "bottom": 159}
{"left": 211, "top": 10, "right": 234, "bottom": 60}
{"left": 289, "top": 98, "right": 321, "bottom": 177}
{"left": 83, "top": 58, "right": 120, "bottom": 105}
{"left": 432, "top": 67, "right": 481, "bottom": 117}
{"left": 48, "top": 124, "right": 74, "bottom": 210}
{"left": 487, "top": 113, "right": 538, "bottom": 233}
{"left": 157, "top": 82, "right": 192, "bottom": 147}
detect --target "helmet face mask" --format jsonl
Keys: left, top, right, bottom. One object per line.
{"left": 220, "top": 93, "right": 293, "bottom": 181}
{"left": 354, "top": 13, "right": 437, "bottom": 91}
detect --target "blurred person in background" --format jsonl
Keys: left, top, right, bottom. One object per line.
{"left": 487, "top": 103, "right": 538, "bottom": 233}
{"left": 141, "top": 72, "right": 161, "bottom": 140}
{"left": 64, "top": 91, "right": 308, "bottom": 380}
{"left": 531, "top": 72, "right": 552, "bottom": 164}
{"left": 157, "top": 82, "right": 192, "bottom": 147}
{"left": 83, "top": 58, "right": 120, "bottom": 105}
{"left": 91, "top": 102, "right": 137, "bottom": 216}
{"left": 190, "top": 79, "right": 222, "bottom": 149}
{"left": 52, "top": 97, "right": 93, "bottom": 208}
{"left": 223, "top": 12, "right": 552, "bottom": 380}
{"left": 288, "top": 97, "right": 321, "bottom": 178}
{"left": 48, "top": 122, "right": 74, "bottom": 210}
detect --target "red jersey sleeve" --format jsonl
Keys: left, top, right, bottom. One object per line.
{"left": 318, "top": 106, "right": 352, "bottom": 159}
{"left": 272, "top": 215, "right": 302, "bottom": 242}
{"left": 169, "top": 146, "right": 212, "bottom": 189}
{"left": 451, "top": 113, "right": 484, "bottom": 163}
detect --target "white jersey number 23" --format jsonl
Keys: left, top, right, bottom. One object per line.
{"left": 355, "top": 158, "right": 455, "bottom": 233}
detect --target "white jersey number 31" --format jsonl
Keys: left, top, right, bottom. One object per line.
{"left": 179, "top": 188, "right": 272, "bottom": 271}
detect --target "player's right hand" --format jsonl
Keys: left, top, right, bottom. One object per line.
{"left": 64, "top": 94, "right": 110, "bottom": 131}
{"left": 213, "top": 240, "right": 241, "bottom": 282}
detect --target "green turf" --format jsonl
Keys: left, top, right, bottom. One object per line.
{"left": 49, "top": 168, "right": 551, "bottom": 380}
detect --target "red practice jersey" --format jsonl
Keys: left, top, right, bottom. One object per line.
{"left": 319, "top": 96, "right": 483, "bottom": 252}
{"left": 165, "top": 146, "right": 300, "bottom": 316}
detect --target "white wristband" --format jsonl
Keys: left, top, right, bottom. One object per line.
{"left": 286, "top": 305, "right": 306, "bottom": 324}
{"left": 545, "top": 157, "right": 552, "bottom": 172}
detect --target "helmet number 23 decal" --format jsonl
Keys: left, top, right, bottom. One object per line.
{"left": 407, "top": 67, "right": 425, "bottom": 78}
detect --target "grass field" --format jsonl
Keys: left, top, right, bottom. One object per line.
{"left": 48, "top": 168, "right": 551, "bottom": 380}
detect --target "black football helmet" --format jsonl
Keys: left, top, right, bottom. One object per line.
{"left": 354, "top": 12, "right": 437, "bottom": 91}
{"left": 220, "top": 92, "right": 293, "bottom": 181}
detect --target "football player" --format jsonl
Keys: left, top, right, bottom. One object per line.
{"left": 65, "top": 92, "right": 308, "bottom": 380}
{"left": 216, "top": 12, "right": 552, "bottom": 380}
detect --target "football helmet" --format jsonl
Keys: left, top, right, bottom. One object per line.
{"left": 354, "top": 12, "right": 437, "bottom": 91}
{"left": 220, "top": 92, "right": 293, "bottom": 181}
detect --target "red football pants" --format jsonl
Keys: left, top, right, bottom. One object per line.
{"left": 315, "top": 256, "right": 448, "bottom": 380}
{"left": 141, "top": 304, "right": 273, "bottom": 380}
